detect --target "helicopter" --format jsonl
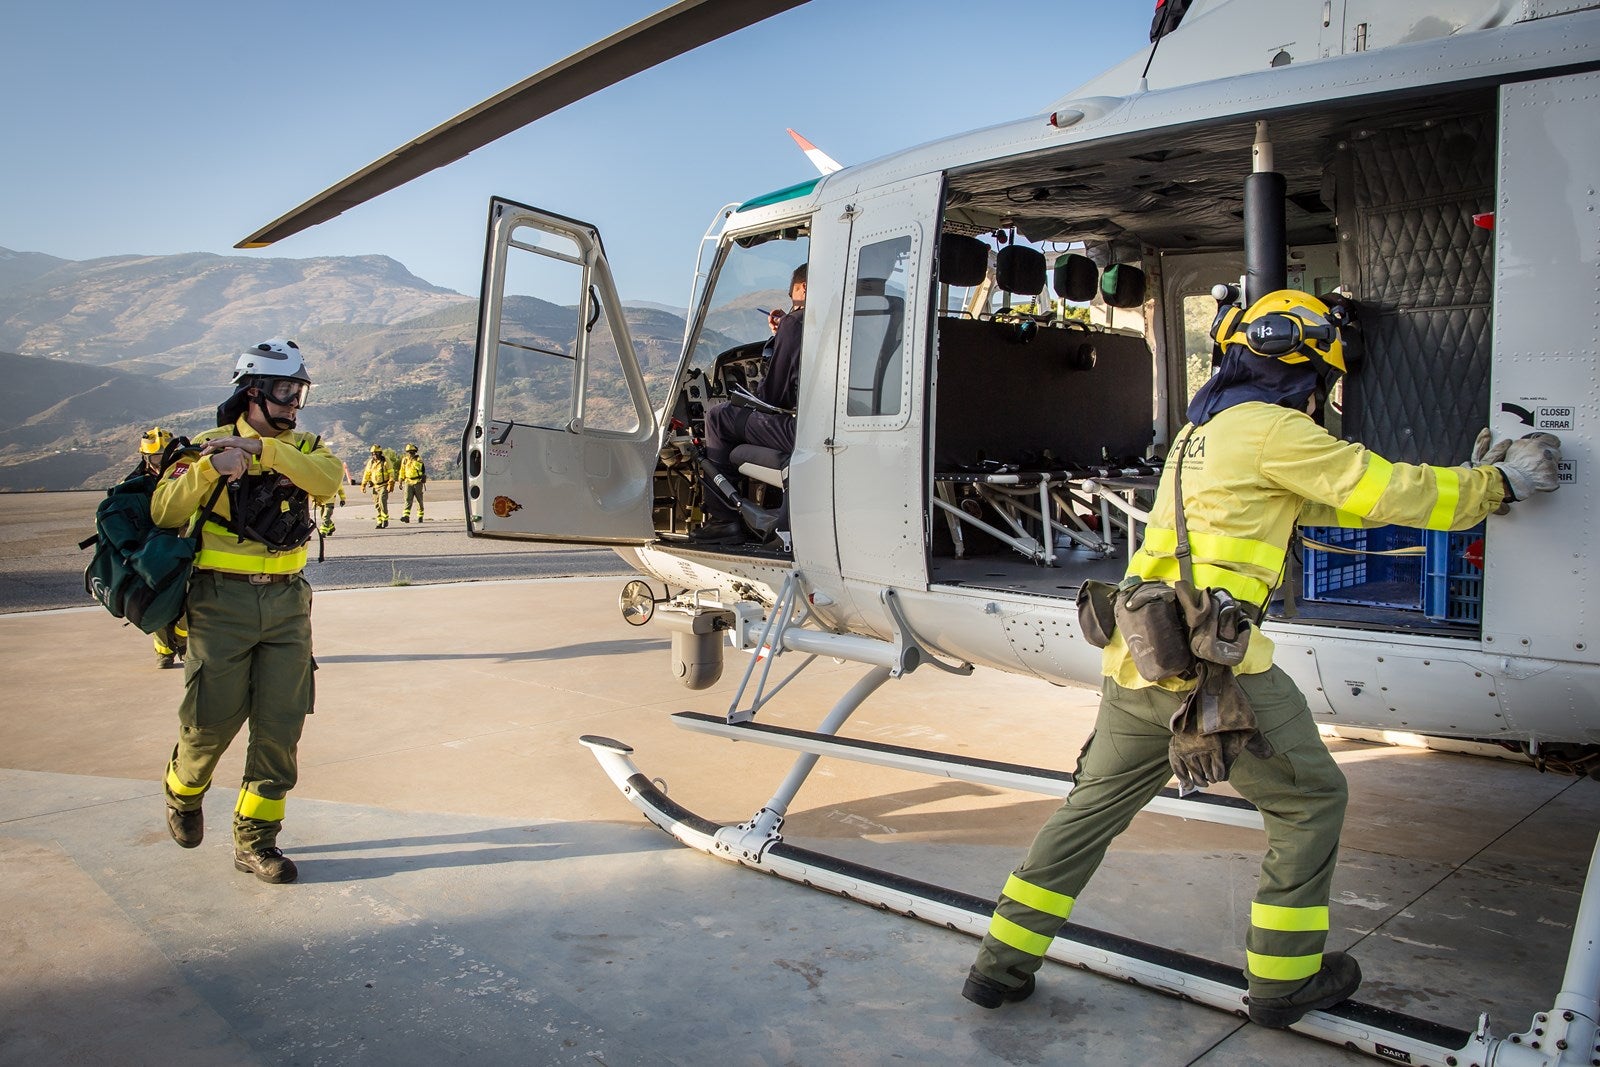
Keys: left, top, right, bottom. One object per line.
{"left": 240, "top": 1, "right": 1600, "bottom": 1063}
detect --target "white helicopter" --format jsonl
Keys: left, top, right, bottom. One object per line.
{"left": 241, "top": 1, "right": 1600, "bottom": 1062}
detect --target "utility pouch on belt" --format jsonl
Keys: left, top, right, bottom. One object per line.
{"left": 1076, "top": 580, "right": 1117, "bottom": 649}
{"left": 1113, "top": 575, "right": 1197, "bottom": 681}
{"left": 1175, "top": 582, "right": 1252, "bottom": 667}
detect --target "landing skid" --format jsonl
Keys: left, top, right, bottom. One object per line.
{"left": 590, "top": 574, "right": 1600, "bottom": 1065}
{"left": 583, "top": 732, "right": 1600, "bottom": 1067}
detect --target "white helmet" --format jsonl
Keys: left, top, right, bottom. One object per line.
{"left": 232, "top": 338, "right": 311, "bottom": 386}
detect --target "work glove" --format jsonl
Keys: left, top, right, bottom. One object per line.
{"left": 1465, "top": 427, "right": 1511, "bottom": 469}
{"left": 1494, "top": 432, "right": 1563, "bottom": 503}
{"left": 1168, "top": 662, "right": 1273, "bottom": 791}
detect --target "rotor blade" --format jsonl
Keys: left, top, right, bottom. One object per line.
{"left": 237, "top": 0, "right": 809, "bottom": 249}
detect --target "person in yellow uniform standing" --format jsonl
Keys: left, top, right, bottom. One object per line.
{"left": 361, "top": 445, "right": 394, "bottom": 529}
{"left": 963, "top": 291, "right": 1563, "bottom": 1026}
{"left": 316, "top": 464, "right": 349, "bottom": 537}
{"left": 151, "top": 339, "right": 342, "bottom": 884}
{"left": 138, "top": 426, "right": 189, "bottom": 669}
{"left": 398, "top": 443, "right": 426, "bottom": 523}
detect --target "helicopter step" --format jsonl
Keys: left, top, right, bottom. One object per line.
{"left": 577, "top": 733, "right": 1597, "bottom": 1067}
{"left": 670, "top": 710, "right": 1264, "bottom": 831}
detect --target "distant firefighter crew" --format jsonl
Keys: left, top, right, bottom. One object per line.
{"left": 361, "top": 445, "right": 395, "bottom": 528}
{"left": 399, "top": 443, "right": 426, "bottom": 523}
{"left": 150, "top": 339, "right": 342, "bottom": 884}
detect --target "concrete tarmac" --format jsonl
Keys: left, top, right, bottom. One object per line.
{"left": 2, "top": 507, "right": 1597, "bottom": 1064}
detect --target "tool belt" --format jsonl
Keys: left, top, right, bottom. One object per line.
{"left": 208, "top": 570, "right": 296, "bottom": 584}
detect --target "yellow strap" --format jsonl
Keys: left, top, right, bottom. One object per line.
{"left": 235, "top": 788, "right": 286, "bottom": 822}
{"left": 1425, "top": 466, "right": 1460, "bottom": 531}
{"left": 1298, "top": 536, "right": 1424, "bottom": 558}
{"left": 166, "top": 767, "right": 207, "bottom": 796}
{"left": 1003, "top": 874, "right": 1075, "bottom": 919}
{"left": 1339, "top": 455, "right": 1394, "bottom": 518}
{"left": 1251, "top": 902, "right": 1329, "bottom": 932}
{"left": 1247, "top": 949, "right": 1323, "bottom": 982}
{"left": 987, "top": 912, "right": 1055, "bottom": 957}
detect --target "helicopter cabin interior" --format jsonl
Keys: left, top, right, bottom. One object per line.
{"left": 667, "top": 81, "right": 1497, "bottom": 640}
{"left": 925, "top": 84, "right": 1496, "bottom": 638}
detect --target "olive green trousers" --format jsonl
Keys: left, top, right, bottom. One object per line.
{"left": 973, "top": 665, "right": 1347, "bottom": 999}
{"left": 163, "top": 571, "right": 315, "bottom": 850}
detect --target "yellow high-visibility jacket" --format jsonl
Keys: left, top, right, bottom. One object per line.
{"left": 151, "top": 419, "right": 343, "bottom": 576}
{"left": 1103, "top": 402, "right": 1508, "bottom": 691}
{"left": 399, "top": 456, "right": 426, "bottom": 484}
{"left": 360, "top": 457, "right": 393, "bottom": 490}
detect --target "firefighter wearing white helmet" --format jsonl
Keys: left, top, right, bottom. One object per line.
{"left": 398, "top": 443, "right": 426, "bottom": 523}
{"left": 149, "top": 339, "right": 342, "bottom": 884}
{"left": 967, "top": 289, "right": 1563, "bottom": 1025}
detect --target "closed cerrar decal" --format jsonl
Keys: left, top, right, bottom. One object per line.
{"left": 492, "top": 495, "right": 523, "bottom": 518}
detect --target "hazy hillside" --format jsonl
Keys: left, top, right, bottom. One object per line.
{"left": 0, "top": 246, "right": 472, "bottom": 367}
{"left": 0, "top": 246, "right": 696, "bottom": 492}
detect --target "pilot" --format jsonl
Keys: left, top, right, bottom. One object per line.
{"left": 963, "top": 291, "right": 1563, "bottom": 1027}
{"left": 691, "top": 262, "right": 807, "bottom": 543}
{"left": 139, "top": 426, "right": 187, "bottom": 668}
{"left": 150, "top": 339, "right": 342, "bottom": 884}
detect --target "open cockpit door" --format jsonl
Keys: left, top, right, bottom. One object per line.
{"left": 464, "top": 198, "right": 658, "bottom": 543}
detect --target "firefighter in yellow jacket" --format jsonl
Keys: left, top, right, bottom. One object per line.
{"left": 151, "top": 339, "right": 342, "bottom": 884}
{"left": 398, "top": 443, "right": 426, "bottom": 523}
{"left": 361, "top": 445, "right": 394, "bottom": 528}
{"left": 964, "top": 291, "right": 1563, "bottom": 1026}
{"left": 139, "top": 426, "right": 188, "bottom": 668}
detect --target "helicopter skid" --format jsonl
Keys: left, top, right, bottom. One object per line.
{"left": 575, "top": 733, "right": 1556, "bottom": 1067}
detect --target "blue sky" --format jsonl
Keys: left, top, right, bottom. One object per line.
{"left": 2, "top": 1, "right": 1152, "bottom": 306}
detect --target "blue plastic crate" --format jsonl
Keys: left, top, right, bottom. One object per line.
{"left": 1301, "top": 525, "right": 1425, "bottom": 611}
{"left": 1424, "top": 524, "right": 1487, "bottom": 625}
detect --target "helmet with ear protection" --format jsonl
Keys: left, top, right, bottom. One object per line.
{"left": 1210, "top": 289, "right": 1347, "bottom": 374}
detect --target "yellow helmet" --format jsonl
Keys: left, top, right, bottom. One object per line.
{"left": 139, "top": 427, "right": 172, "bottom": 455}
{"left": 1210, "top": 289, "right": 1346, "bottom": 374}
{"left": 371, "top": 445, "right": 384, "bottom": 454}
{"left": 405, "top": 443, "right": 418, "bottom": 453}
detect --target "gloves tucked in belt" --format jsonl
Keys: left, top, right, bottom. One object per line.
{"left": 1168, "top": 663, "right": 1273, "bottom": 791}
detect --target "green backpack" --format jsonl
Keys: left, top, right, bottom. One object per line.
{"left": 80, "top": 441, "right": 225, "bottom": 634}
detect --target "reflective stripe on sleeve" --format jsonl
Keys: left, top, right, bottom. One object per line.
{"left": 987, "top": 912, "right": 1055, "bottom": 957}
{"left": 235, "top": 788, "right": 287, "bottom": 823}
{"left": 1247, "top": 949, "right": 1323, "bottom": 982}
{"left": 1339, "top": 455, "right": 1394, "bottom": 518}
{"left": 1252, "top": 902, "right": 1329, "bottom": 932}
{"left": 1425, "top": 467, "right": 1460, "bottom": 531}
{"left": 1003, "top": 874, "right": 1075, "bottom": 919}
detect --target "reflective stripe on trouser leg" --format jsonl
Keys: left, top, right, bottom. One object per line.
{"left": 231, "top": 577, "right": 314, "bottom": 851}
{"left": 1227, "top": 666, "right": 1349, "bottom": 997}
{"left": 974, "top": 678, "right": 1178, "bottom": 985}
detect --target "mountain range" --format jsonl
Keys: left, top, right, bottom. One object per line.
{"left": 0, "top": 246, "right": 693, "bottom": 492}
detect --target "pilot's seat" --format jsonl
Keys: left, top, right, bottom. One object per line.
{"left": 729, "top": 442, "right": 790, "bottom": 545}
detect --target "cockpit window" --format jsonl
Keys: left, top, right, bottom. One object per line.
{"left": 687, "top": 227, "right": 810, "bottom": 378}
